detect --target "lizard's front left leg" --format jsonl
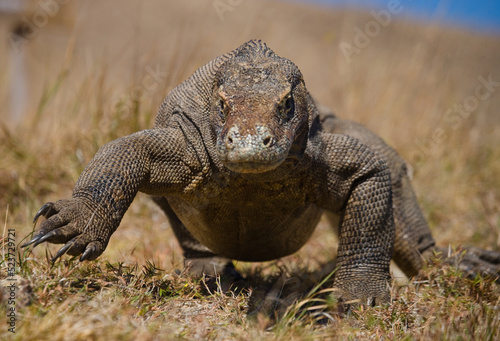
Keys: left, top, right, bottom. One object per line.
{"left": 315, "top": 133, "right": 395, "bottom": 306}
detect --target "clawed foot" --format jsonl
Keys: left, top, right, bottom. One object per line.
{"left": 184, "top": 256, "right": 244, "bottom": 281}
{"left": 423, "top": 246, "right": 500, "bottom": 282}
{"left": 183, "top": 256, "right": 245, "bottom": 293}
{"left": 23, "top": 200, "right": 108, "bottom": 262}
{"left": 333, "top": 274, "right": 391, "bottom": 313}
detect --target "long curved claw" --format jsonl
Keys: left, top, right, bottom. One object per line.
{"left": 51, "top": 242, "right": 73, "bottom": 262}
{"left": 21, "top": 233, "right": 44, "bottom": 248}
{"left": 33, "top": 202, "right": 57, "bottom": 225}
{"left": 21, "top": 222, "right": 64, "bottom": 248}
{"left": 80, "top": 244, "right": 97, "bottom": 262}
{"left": 31, "top": 230, "right": 58, "bottom": 248}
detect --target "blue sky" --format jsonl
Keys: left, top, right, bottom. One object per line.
{"left": 302, "top": 0, "right": 500, "bottom": 33}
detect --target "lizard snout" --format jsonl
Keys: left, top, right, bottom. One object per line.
{"left": 216, "top": 124, "right": 289, "bottom": 174}
{"left": 225, "top": 125, "right": 274, "bottom": 150}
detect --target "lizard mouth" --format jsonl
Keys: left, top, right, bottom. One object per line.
{"left": 222, "top": 158, "right": 286, "bottom": 174}
{"left": 216, "top": 130, "right": 291, "bottom": 174}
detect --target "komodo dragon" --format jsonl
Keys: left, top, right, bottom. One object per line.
{"left": 23, "top": 40, "right": 500, "bottom": 305}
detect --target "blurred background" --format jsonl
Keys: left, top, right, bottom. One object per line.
{"left": 0, "top": 0, "right": 499, "bottom": 268}
{"left": 306, "top": 0, "right": 500, "bottom": 33}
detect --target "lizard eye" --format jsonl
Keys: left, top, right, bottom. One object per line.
{"left": 284, "top": 97, "right": 293, "bottom": 112}
{"left": 280, "top": 94, "right": 294, "bottom": 119}
{"left": 219, "top": 99, "right": 229, "bottom": 120}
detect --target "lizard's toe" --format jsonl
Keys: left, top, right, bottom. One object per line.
{"left": 24, "top": 202, "right": 71, "bottom": 248}
{"left": 184, "top": 256, "right": 243, "bottom": 281}
{"left": 426, "top": 246, "right": 500, "bottom": 282}
{"left": 465, "top": 247, "right": 500, "bottom": 264}
{"left": 51, "top": 234, "right": 95, "bottom": 262}
{"left": 25, "top": 200, "right": 76, "bottom": 248}
{"left": 33, "top": 202, "right": 58, "bottom": 224}
{"left": 34, "top": 225, "right": 80, "bottom": 247}
{"left": 22, "top": 233, "right": 44, "bottom": 248}
{"left": 459, "top": 248, "right": 500, "bottom": 281}
{"left": 80, "top": 241, "right": 105, "bottom": 261}
{"left": 334, "top": 276, "right": 391, "bottom": 313}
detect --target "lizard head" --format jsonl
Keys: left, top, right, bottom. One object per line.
{"left": 212, "top": 41, "right": 310, "bottom": 174}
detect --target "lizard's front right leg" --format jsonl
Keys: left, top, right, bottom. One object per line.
{"left": 23, "top": 128, "right": 191, "bottom": 261}
{"left": 24, "top": 199, "right": 112, "bottom": 261}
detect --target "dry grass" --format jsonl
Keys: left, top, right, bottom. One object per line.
{"left": 0, "top": 0, "right": 499, "bottom": 339}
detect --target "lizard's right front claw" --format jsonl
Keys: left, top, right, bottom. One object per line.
{"left": 30, "top": 230, "right": 59, "bottom": 248}
{"left": 52, "top": 242, "right": 74, "bottom": 262}
{"left": 21, "top": 233, "right": 45, "bottom": 248}
{"left": 33, "top": 202, "right": 57, "bottom": 224}
{"left": 23, "top": 202, "right": 61, "bottom": 248}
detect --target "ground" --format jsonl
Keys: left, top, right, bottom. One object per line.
{"left": 0, "top": 0, "right": 499, "bottom": 340}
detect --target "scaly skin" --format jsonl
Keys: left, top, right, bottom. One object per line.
{"left": 24, "top": 40, "right": 499, "bottom": 308}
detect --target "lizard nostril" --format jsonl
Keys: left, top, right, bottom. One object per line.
{"left": 226, "top": 133, "right": 235, "bottom": 150}
{"left": 262, "top": 136, "right": 272, "bottom": 147}
{"left": 225, "top": 126, "right": 239, "bottom": 149}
